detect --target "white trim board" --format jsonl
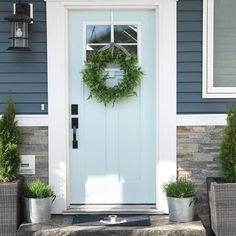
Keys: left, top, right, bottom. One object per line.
{"left": 177, "top": 114, "right": 227, "bottom": 126}
{"left": 0, "top": 114, "right": 226, "bottom": 127}
{"left": 46, "top": 1, "right": 177, "bottom": 214}
{"left": 0, "top": 114, "right": 227, "bottom": 127}
{"left": 0, "top": 115, "right": 48, "bottom": 127}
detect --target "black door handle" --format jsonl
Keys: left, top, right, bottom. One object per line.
{"left": 72, "top": 118, "right": 78, "bottom": 149}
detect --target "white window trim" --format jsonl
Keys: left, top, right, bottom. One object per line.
{"left": 203, "top": 0, "right": 236, "bottom": 98}
{"left": 45, "top": 0, "right": 177, "bottom": 214}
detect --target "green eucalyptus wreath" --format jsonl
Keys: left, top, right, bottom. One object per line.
{"left": 82, "top": 49, "right": 144, "bottom": 106}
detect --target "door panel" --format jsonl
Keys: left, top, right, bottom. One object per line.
{"left": 69, "top": 9, "right": 156, "bottom": 204}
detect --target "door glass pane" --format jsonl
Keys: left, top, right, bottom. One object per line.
{"left": 86, "top": 45, "right": 108, "bottom": 61}
{"left": 86, "top": 25, "right": 111, "bottom": 43}
{"left": 214, "top": 0, "right": 236, "bottom": 87}
{"left": 114, "top": 25, "right": 138, "bottom": 43}
{"left": 116, "top": 45, "right": 137, "bottom": 56}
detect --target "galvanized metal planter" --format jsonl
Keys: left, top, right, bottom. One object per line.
{"left": 208, "top": 177, "right": 236, "bottom": 236}
{"left": 0, "top": 178, "right": 23, "bottom": 236}
{"left": 24, "top": 196, "right": 56, "bottom": 223}
{"left": 167, "top": 196, "right": 195, "bottom": 223}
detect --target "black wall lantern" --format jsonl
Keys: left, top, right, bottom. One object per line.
{"left": 5, "top": 2, "right": 34, "bottom": 51}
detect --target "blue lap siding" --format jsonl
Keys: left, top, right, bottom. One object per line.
{"left": 0, "top": 0, "right": 234, "bottom": 114}
{"left": 0, "top": 0, "right": 47, "bottom": 114}
{"left": 177, "top": 0, "right": 234, "bottom": 114}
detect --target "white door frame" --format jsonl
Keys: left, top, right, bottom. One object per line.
{"left": 45, "top": 0, "right": 177, "bottom": 214}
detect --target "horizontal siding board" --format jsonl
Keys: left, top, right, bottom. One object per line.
{"left": 177, "top": 73, "right": 202, "bottom": 82}
{"left": 177, "top": 103, "right": 233, "bottom": 114}
{"left": 0, "top": 93, "right": 47, "bottom": 103}
{"left": 0, "top": 53, "right": 47, "bottom": 63}
{"left": 0, "top": 63, "right": 47, "bottom": 73}
{"left": 0, "top": 73, "right": 47, "bottom": 83}
{"left": 177, "top": 21, "right": 202, "bottom": 32}
{"left": 177, "top": 62, "right": 202, "bottom": 72}
{"left": 178, "top": 42, "right": 202, "bottom": 52}
{"left": 177, "top": 32, "right": 202, "bottom": 42}
{"left": 178, "top": 82, "right": 202, "bottom": 92}
{"left": 177, "top": 1, "right": 203, "bottom": 11}
{"left": 0, "top": 83, "right": 47, "bottom": 93}
{"left": 177, "top": 11, "right": 202, "bottom": 21}
{"left": 177, "top": 93, "right": 233, "bottom": 103}
{"left": 178, "top": 52, "right": 202, "bottom": 62}
{"left": 0, "top": 104, "right": 47, "bottom": 114}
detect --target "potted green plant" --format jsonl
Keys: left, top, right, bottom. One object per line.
{"left": 163, "top": 178, "right": 196, "bottom": 223}
{"left": 24, "top": 180, "right": 56, "bottom": 223}
{"left": 208, "top": 104, "right": 236, "bottom": 236}
{"left": 0, "top": 98, "right": 23, "bottom": 236}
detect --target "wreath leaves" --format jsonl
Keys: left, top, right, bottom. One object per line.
{"left": 82, "top": 49, "right": 144, "bottom": 106}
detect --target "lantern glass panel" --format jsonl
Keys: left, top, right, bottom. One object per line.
{"left": 10, "top": 21, "right": 28, "bottom": 48}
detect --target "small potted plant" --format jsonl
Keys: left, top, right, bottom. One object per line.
{"left": 0, "top": 98, "right": 23, "bottom": 236}
{"left": 24, "top": 180, "right": 56, "bottom": 223}
{"left": 163, "top": 178, "right": 196, "bottom": 223}
{"left": 208, "top": 104, "right": 236, "bottom": 236}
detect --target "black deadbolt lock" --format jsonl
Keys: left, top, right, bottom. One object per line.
{"left": 71, "top": 104, "right": 78, "bottom": 115}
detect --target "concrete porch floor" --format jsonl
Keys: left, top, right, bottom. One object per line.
{"left": 17, "top": 215, "right": 207, "bottom": 236}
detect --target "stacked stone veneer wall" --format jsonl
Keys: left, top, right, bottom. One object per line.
{"left": 177, "top": 126, "right": 223, "bottom": 219}
{"left": 20, "top": 127, "right": 48, "bottom": 183}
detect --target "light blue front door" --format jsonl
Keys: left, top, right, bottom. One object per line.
{"left": 69, "top": 9, "right": 156, "bottom": 204}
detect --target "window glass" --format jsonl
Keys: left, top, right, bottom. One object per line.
{"left": 213, "top": 0, "right": 236, "bottom": 87}
{"left": 114, "top": 25, "right": 138, "bottom": 43}
{"left": 86, "top": 25, "right": 110, "bottom": 43}
{"left": 86, "top": 45, "right": 107, "bottom": 61}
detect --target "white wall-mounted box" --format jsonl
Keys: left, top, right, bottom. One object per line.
{"left": 19, "top": 155, "right": 35, "bottom": 175}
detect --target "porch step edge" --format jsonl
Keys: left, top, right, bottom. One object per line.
{"left": 17, "top": 215, "right": 207, "bottom": 236}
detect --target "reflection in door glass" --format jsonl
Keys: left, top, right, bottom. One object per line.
{"left": 86, "top": 25, "right": 111, "bottom": 43}
{"left": 114, "top": 25, "right": 138, "bottom": 43}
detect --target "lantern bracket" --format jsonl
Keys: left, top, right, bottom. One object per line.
{"left": 13, "top": 3, "right": 33, "bottom": 24}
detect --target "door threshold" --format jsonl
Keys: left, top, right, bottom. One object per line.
{"left": 63, "top": 204, "right": 164, "bottom": 215}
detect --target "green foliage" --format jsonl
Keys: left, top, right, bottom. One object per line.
{"left": 82, "top": 49, "right": 144, "bottom": 106}
{"left": 0, "top": 98, "right": 21, "bottom": 182}
{"left": 163, "top": 178, "right": 196, "bottom": 198}
{"left": 219, "top": 105, "right": 236, "bottom": 182}
{"left": 25, "top": 180, "right": 54, "bottom": 198}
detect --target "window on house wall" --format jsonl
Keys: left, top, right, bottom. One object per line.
{"left": 203, "top": 0, "right": 236, "bottom": 98}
